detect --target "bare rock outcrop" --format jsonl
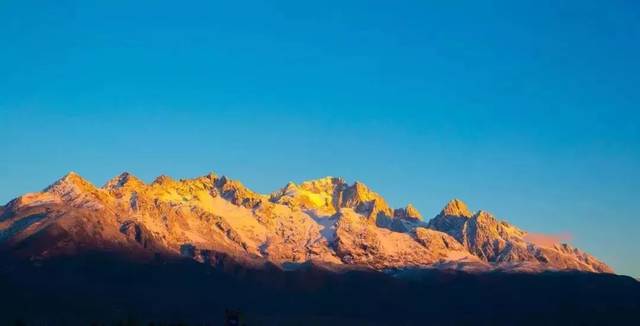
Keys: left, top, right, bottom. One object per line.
{"left": 0, "top": 172, "right": 613, "bottom": 274}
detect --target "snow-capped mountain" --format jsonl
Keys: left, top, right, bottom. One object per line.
{"left": 0, "top": 171, "right": 612, "bottom": 273}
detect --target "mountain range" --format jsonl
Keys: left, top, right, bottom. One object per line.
{"left": 2, "top": 171, "right": 639, "bottom": 325}
{"left": 0, "top": 171, "right": 612, "bottom": 273}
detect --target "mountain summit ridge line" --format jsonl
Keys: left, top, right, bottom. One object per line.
{"left": 0, "top": 171, "right": 612, "bottom": 274}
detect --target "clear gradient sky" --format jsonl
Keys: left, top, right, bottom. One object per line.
{"left": 1, "top": 1, "right": 639, "bottom": 276}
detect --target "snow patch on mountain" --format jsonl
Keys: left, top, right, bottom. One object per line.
{"left": 0, "top": 172, "right": 613, "bottom": 274}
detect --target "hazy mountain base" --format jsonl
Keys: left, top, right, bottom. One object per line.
{"left": 0, "top": 253, "right": 638, "bottom": 326}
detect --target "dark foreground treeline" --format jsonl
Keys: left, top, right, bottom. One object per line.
{"left": 0, "top": 254, "right": 638, "bottom": 325}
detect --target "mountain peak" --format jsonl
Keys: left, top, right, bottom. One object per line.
{"left": 191, "top": 172, "right": 218, "bottom": 185}
{"left": 60, "top": 171, "right": 83, "bottom": 183}
{"left": 300, "top": 176, "right": 344, "bottom": 186}
{"left": 473, "top": 210, "right": 494, "bottom": 220}
{"left": 298, "top": 176, "right": 345, "bottom": 194}
{"left": 151, "top": 175, "right": 175, "bottom": 185}
{"left": 440, "top": 198, "right": 472, "bottom": 218}
{"left": 40, "top": 172, "right": 104, "bottom": 206}
{"left": 44, "top": 172, "right": 94, "bottom": 192}
{"left": 394, "top": 203, "right": 423, "bottom": 220}
{"left": 343, "top": 181, "right": 375, "bottom": 202}
{"left": 405, "top": 203, "right": 421, "bottom": 217}
{"left": 341, "top": 181, "right": 392, "bottom": 219}
{"left": 65, "top": 171, "right": 80, "bottom": 177}
{"left": 104, "top": 172, "right": 144, "bottom": 189}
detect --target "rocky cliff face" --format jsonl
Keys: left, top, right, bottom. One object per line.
{"left": 429, "top": 201, "right": 612, "bottom": 273}
{"left": 0, "top": 172, "right": 612, "bottom": 273}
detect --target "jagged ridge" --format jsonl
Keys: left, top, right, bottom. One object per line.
{"left": 0, "top": 171, "right": 612, "bottom": 273}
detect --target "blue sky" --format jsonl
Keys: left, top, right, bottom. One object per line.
{"left": 1, "top": 1, "right": 639, "bottom": 276}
